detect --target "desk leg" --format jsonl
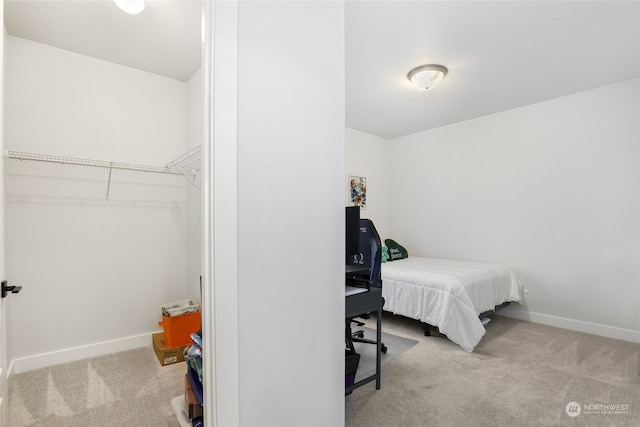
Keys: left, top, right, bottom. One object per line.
{"left": 345, "top": 321, "right": 355, "bottom": 353}
{"left": 375, "top": 306, "right": 381, "bottom": 389}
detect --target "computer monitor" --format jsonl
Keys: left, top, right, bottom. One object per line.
{"left": 345, "top": 206, "right": 360, "bottom": 263}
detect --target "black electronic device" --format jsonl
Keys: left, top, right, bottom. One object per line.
{"left": 345, "top": 206, "right": 360, "bottom": 263}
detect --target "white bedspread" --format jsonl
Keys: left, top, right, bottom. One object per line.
{"left": 381, "top": 257, "right": 523, "bottom": 352}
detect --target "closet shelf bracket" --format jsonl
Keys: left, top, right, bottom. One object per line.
{"left": 165, "top": 145, "right": 201, "bottom": 190}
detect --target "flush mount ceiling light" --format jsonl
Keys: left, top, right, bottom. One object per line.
{"left": 407, "top": 64, "right": 448, "bottom": 91}
{"left": 114, "top": 0, "right": 145, "bottom": 15}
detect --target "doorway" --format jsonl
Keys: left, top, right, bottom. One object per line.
{"left": 2, "top": 0, "right": 203, "bottom": 424}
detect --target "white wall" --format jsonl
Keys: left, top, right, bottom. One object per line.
{"left": 207, "top": 1, "right": 345, "bottom": 425}
{"left": 4, "top": 36, "right": 191, "bottom": 368}
{"left": 345, "top": 128, "right": 391, "bottom": 240}
{"left": 387, "top": 78, "right": 640, "bottom": 340}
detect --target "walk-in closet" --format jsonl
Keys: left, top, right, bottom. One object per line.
{"left": 3, "top": 0, "right": 202, "bottom": 382}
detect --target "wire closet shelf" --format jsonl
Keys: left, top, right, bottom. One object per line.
{"left": 4, "top": 148, "right": 201, "bottom": 197}
{"left": 5, "top": 150, "right": 198, "bottom": 175}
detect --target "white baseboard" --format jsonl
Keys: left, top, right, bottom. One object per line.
{"left": 8, "top": 331, "right": 159, "bottom": 376}
{"left": 498, "top": 308, "right": 640, "bottom": 344}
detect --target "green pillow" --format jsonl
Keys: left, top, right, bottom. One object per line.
{"left": 385, "top": 239, "right": 408, "bottom": 260}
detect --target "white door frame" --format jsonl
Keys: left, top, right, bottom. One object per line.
{"left": 201, "top": 1, "right": 241, "bottom": 426}
{"left": 0, "top": 1, "right": 8, "bottom": 424}
{"left": 200, "top": 1, "right": 217, "bottom": 425}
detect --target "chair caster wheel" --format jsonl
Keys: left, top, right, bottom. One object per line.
{"left": 381, "top": 345, "right": 388, "bottom": 353}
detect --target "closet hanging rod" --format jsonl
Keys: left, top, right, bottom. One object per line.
{"left": 4, "top": 150, "right": 186, "bottom": 176}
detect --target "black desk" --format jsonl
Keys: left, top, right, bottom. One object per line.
{"left": 345, "top": 286, "right": 383, "bottom": 393}
{"left": 345, "top": 264, "right": 369, "bottom": 275}
{"left": 346, "top": 264, "right": 370, "bottom": 289}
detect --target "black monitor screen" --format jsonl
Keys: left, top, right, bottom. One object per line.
{"left": 345, "top": 206, "right": 360, "bottom": 262}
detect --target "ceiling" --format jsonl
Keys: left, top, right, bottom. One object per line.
{"left": 346, "top": 1, "right": 640, "bottom": 139}
{"left": 4, "top": 0, "right": 202, "bottom": 82}
{"left": 5, "top": 1, "right": 640, "bottom": 140}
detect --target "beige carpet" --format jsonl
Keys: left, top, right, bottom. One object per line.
{"left": 346, "top": 313, "right": 640, "bottom": 427}
{"left": 9, "top": 346, "right": 185, "bottom": 427}
{"left": 9, "top": 315, "right": 640, "bottom": 426}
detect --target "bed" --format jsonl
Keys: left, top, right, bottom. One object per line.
{"left": 381, "top": 256, "right": 524, "bottom": 352}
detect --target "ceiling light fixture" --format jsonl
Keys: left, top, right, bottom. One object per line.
{"left": 407, "top": 64, "right": 448, "bottom": 91}
{"left": 114, "top": 0, "right": 145, "bottom": 15}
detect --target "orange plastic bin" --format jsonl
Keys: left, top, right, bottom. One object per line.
{"left": 159, "top": 311, "right": 201, "bottom": 348}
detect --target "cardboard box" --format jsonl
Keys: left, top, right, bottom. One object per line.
{"left": 184, "top": 374, "right": 203, "bottom": 418}
{"left": 152, "top": 332, "right": 187, "bottom": 366}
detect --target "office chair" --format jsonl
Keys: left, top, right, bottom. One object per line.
{"left": 346, "top": 218, "right": 387, "bottom": 354}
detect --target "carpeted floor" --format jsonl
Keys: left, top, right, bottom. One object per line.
{"left": 9, "top": 346, "right": 185, "bottom": 427}
{"left": 9, "top": 314, "right": 640, "bottom": 426}
{"left": 346, "top": 313, "right": 640, "bottom": 427}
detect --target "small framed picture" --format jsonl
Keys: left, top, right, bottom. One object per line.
{"left": 349, "top": 176, "right": 366, "bottom": 209}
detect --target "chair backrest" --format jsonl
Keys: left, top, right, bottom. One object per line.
{"left": 346, "top": 218, "right": 382, "bottom": 287}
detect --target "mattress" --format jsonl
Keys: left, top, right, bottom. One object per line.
{"left": 381, "top": 257, "right": 523, "bottom": 351}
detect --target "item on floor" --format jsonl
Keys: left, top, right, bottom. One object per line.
{"left": 161, "top": 299, "right": 199, "bottom": 317}
{"left": 171, "top": 395, "right": 192, "bottom": 427}
{"left": 189, "top": 332, "right": 203, "bottom": 350}
{"left": 184, "top": 374, "right": 203, "bottom": 418}
{"left": 173, "top": 330, "right": 204, "bottom": 425}
{"left": 152, "top": 332, "right": 189, "bottom": 366}
{"left": 187, "top": 363, "right": 203, "bottom": 406}
{"left": 345, "top": 350, "right": 360, "bottom": 396}
{"left": 184, "top": 330, "right": 203, "bottom": 384}
{"left": 184, "top": 330, "right": 204, "bottom": 406}
{"left": 159, "top": 299, "right": 202, "bottom": 347}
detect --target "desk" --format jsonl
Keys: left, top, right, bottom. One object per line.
{"left": 345, "top": 264, "right": 369, "bottom": 275}
{"left": 346, "top": 264, "right": 370, "bottom": 289}
{"left": 345, "top": 286, "right": 383, "bottom": 393}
